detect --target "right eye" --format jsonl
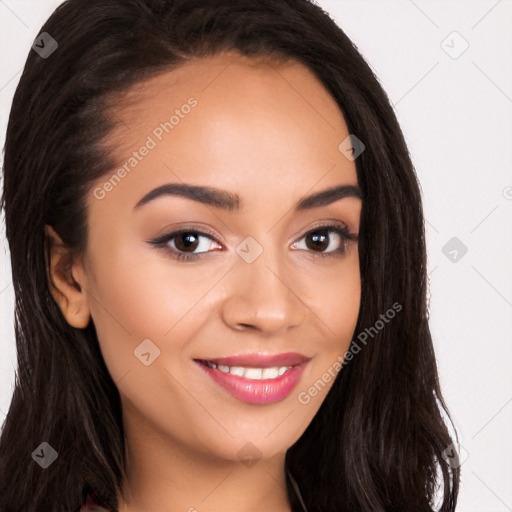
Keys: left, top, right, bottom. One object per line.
{"left": 148, "top": 229, "right": 223, "bottom": 262}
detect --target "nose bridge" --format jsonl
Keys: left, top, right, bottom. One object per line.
{"left": 221, "top": 233, "right": 306, "bottom": 333}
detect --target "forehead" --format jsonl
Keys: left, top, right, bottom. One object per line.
{"left": 107, "top": 50, "right": 343, "bottom": 129}
{"left": 90, "top": 50, "right": 358, "bottom": 213}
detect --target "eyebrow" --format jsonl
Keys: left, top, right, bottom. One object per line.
{"left": 133, "top": 182, "right": 362, "bottom": 211}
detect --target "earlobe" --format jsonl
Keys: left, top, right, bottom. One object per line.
{"left": 45, "top": 225, "right": 91, "bottom": 329}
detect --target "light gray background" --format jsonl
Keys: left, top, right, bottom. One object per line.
{"left": 1, "top": 1, "right": 511, "bottom": 510}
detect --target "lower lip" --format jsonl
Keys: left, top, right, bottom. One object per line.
{"left": 195, "top": 360, "right": 307, "bottom": 404}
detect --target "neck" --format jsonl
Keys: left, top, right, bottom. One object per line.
{"left": 116, "top": 401, "right": 293, "bottom": 512}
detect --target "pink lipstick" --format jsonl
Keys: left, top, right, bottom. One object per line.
{"left": 194, "top": 352, "right": 310, "bottom": 404}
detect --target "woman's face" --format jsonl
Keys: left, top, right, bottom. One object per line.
{"left": 74, "top": 51, "right": 362, "bottom": 462}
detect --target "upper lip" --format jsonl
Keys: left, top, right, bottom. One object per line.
{"left": 196, "top": 352, "right": 310, "bottom": 368}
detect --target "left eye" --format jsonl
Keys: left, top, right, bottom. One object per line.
{"left": 291, "top": 226, "right": 352, "bottom": 255}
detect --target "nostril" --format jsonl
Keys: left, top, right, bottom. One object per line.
{"left": 237, "top": 323, "right": 255, "bottom": 330}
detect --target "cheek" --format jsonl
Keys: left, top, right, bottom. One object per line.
{"left": 297, "top": 257, "right": 361, "bottom": 402}
{"left": 83, "top": 247, "right": 166, "bottom": 378}
{"left": 306, "top": 253, "right": 361, "bottom": 350}
{"left": 83, "top": 242, "right": 226, "bottom": 379}
{"left": 331, "top": 271, "right": 361, "bottom": 348}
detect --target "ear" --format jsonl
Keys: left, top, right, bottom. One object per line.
{"left": 45, "top": 225, "right": 91, "bottom": 329}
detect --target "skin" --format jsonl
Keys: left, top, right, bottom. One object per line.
{"left": 47, "top": 50, "right": 362, "bottom": 512}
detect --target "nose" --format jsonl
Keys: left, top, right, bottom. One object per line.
{"left": 221, "top": 248, "right": 307, "bottom": 335}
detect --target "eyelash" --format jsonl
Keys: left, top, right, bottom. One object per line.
{"left": 147, "top": 222, "right": 358, "bottom": 262}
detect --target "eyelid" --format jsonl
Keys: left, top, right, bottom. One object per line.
{"left": 149, "top": 223, "right": 223, "bottom": 245}
{"left": 296, "top": 219, "right": 355, "bottom": 238}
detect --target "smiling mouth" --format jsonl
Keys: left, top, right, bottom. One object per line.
{"left": 194, "top": 353, "right": 310, "bottom": 404}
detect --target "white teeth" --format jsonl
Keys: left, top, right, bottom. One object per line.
{"left": 262, "top": 367, "right": 279, "bottom": 379}
{"left": 230, "top": 366, "right": 245, "bottom": 377}
{"left": 205, "top": 361, "right": 292, "bottom": 379}
{"left": 244, "top": 368, "right": 262, "bottom": 379}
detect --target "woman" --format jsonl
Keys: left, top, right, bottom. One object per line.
{"left": 0, "top": 0, "right": 460, "bottom": 511}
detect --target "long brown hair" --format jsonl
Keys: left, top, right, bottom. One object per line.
{"left": 1, "top": 1, "right": 459, "bottom": 510}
